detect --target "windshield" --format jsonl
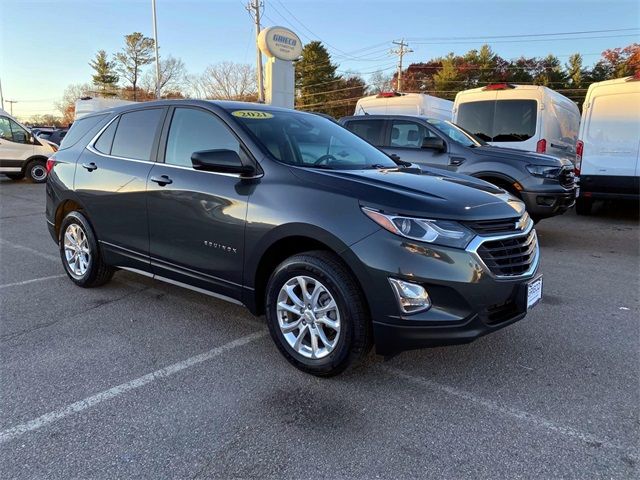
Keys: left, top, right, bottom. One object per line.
{"left": 228, "top": 109, "right": 397, "bottom": 170}
{"left": 427, "top": 119, "right": 486, "bottom": 147}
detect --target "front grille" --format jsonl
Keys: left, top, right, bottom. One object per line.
{"left": 477, "top": 230, "right": 537, "bottom": 276}
{"left": 465, "top": 217, "right": 520, "bottom": 235}
{"left": 559, "top": 166, "right": 576, "bottom": 189}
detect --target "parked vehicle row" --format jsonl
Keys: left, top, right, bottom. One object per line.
{"left": 46, "top": 100, "right": 542, "bottom": 376}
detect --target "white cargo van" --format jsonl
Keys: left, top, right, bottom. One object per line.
{"left": 74, "top": 97, "right": 136, "bottom": 120}
{"left": 453, "top": 84, "right": 580, "bottom": 161}
{"left": 0, "top": 108, "right": 57, "bottom": 183}
{"left": 354, "top": 92, "right": 453, "bottom": 121}
{"left": 574, "top": 75, "right": 640, "bottom": 214}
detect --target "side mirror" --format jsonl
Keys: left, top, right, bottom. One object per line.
{"left": 191, "top": 149, "right": 256, "bottom": 176}
{"left": 421, "top": 137, "right": 446, "bottom": 152}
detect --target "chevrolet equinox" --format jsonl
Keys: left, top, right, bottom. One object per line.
{"left": 46, "top": 100, "right": 542, "bottom": 376}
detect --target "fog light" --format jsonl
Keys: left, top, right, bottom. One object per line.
{"left": 388, "top": 278, "right": 431, "bottom": 314}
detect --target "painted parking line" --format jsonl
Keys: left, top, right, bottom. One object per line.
{"left": 0, "top": 330, "right": 268, "bottom": 444}
{"left": 0, "top": 239, "right": 59, "bottom": 262}
{"left": 383, "top": 365, "right": 634, "bottom": 456}
{"left": 0, "top": 274, "right": 66, "bottom": 290}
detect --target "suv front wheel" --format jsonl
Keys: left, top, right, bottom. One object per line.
{"left": 265, "top": 251, "right": 372, "bottom": 376}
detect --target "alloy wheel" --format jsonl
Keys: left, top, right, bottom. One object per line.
{"left": 276, "top": 275, "right": 341, "bottom": 359}
{"left": 63, "top": 223, "right": 91, "bottom": 277}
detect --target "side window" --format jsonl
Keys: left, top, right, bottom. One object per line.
{"left": 456, "top": 101, "right": 495, "bottom": 141}
{"left": 111, "top": 109, "right": 164, "bottom": 160}
{"left": 61, "top": 114, "right": 108, "bottom": 149}
{"left": 344, "top": 120, "right": 385, "bottom": 146}
{"left": 390, "top": 121, "right": 433, "bottom": 148}
{"left": 493, "top": 100, "right": 537, "bottom": 142}
{"left": 165, "top": 108, "right": 240, "bottom": 167}
{"left": 94, "top": 118, "right": 119, "bottom": 154}
{"left": 9, "top": 119, "right": 30, "bottom": 144}
{"left": 0, "top": 117, "right": 11, "bottom": 141}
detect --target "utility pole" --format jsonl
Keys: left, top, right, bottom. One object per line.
{"left": 151, "top": 0, "right": 161, "bottom": 99}
{"left": 246, "top": 0, "right": 265, "bottom": 102}
{"left": 390, "top": 39, "right": 413, "bottom": 92}
{"left": 0, "top": 76, "right": 4, "bottom": 111}
{"left": 6, "top": 100, "right": 17, "bottom": 116}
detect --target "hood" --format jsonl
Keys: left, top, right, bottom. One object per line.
{"left": 290, "top": 167, "right": 526, "bottom": 221}
{"left": 473, "top": 145, "right": 567, "bottom": 166}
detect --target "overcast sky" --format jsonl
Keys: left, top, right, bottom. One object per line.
{"left": 1, "top": 0, "right": 638, "bottom": 119}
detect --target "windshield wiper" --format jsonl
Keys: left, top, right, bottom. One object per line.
{"left": 370, "top": 164, "right": 397, "bottom": 170}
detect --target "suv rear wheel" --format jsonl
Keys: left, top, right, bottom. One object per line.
{"left": 59, "top": 211, "right": 114, "bottom": 287}
{"left": 265, "top": 250, "right": 372, "bottom": 376}
{"left": 26, "top": 159, "right": 47, "bottom": 183}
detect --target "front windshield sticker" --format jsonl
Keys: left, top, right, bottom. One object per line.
{"left": 232, "top": 110, "right": 273, "bottom": 119}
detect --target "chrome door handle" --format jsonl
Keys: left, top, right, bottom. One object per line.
{"left": 81, "top": 162, "right": 98, "bottom": 172}
{"left": 150, "top": 175, "right": 173, "bottom": 186}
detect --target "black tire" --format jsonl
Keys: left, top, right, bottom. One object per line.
{"left": 59, "top": 211, "right": 114, "bottom": 287}
{"left": 265, "top": 250, "right": 372, "bottom": 377}
{"left": 5, "top": 173, "right": 25, "bottom": 180}
{"left": 26, "top": 159, "right": 47, "bottom": 183}
{"left": 575, "top": 197, "right": 593, "bottom": 215}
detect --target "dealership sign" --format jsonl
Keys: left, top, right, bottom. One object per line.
{"left": 258, "top": 26, "right": 303, "bottom": 61}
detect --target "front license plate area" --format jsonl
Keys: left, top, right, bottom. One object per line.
{"left": 526, "top": 276, "right": 543, "bottom": 310}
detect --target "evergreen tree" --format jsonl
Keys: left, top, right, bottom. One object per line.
{"left": 115, "top": 32, "right": 155, "bottom": 101}
{"left": 565, "top": 53, "right": 583, "bottom": 88}
{"left": 534, "top": 54, "right": 566, "bottom": 87}
{"left": 89, "top": 50, "right": 119, "bottom": 95}
{"left": 295, "top": 41, "right": 340, "bottom": 112}
{"left": 433, "top": 54, "right": 460, "bottom": 99}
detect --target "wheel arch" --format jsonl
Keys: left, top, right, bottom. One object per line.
{"left": 472, "top": 171, "right": 523, "bottom": 198}
{"left": 54, "top": 198, "right": 89, "bottom": 240}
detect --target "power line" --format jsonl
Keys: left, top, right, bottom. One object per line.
{"left": 405, "top": 27, "right": 639, "bottom": 41}
{"left": 390, "top": 40, "right": 413, "bottom": 91}
{"left": 410, "top": 33, "right": 639, "bottom": 45}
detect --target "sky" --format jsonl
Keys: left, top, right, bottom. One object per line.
{"left": 1, "top": 0, "right": 639, "bottom": 120}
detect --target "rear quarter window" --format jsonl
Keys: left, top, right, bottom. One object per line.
{"left": 60, "top": 114, "right": 108, "bottom": 149}
{"left": 110, "top": 108, "right": 164, "bottom": 161}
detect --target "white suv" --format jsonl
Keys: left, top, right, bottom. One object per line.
{"left": 0, "top": 109, "right": 57, "bottom": 183}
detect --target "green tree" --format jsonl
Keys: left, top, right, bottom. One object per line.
{"left": 565, "top": 53, "right": 583, "bottom": 88}
{"left": 89, "top": 50, "right": 119, "bottom": 95}
{"left": 328, "top": 75, "right": 367, "bottom": 118}
{"left": 433, "top": 53, "right": 461, "bottom": 99}
{"left": 115, "top": 32, "right": 155, "bottom": 101}
{"left": 534, "top": 54, "right": 566, "bottom": 87}
{"left": 295, "top": 41, "right": 340, "bottom": 113}
{"left": 463, "top": 44, "right": 499, "bottom": 85}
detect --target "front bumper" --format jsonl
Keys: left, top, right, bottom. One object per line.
{"left": 520, "top": 189, "right": 576, "bottom": 218}
{"left": 347, "top": 227, "right": 540, "bottom": 355}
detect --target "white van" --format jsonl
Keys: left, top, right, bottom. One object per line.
{"left": 354, "top": 92, "right": 453, "bottom": 121}
{"left": 75, "top": 97, "right": 135, "bottom": 120}
{"left": 574, "top": 76, "right": 640, "bottom": 214}
{"left": 0, "top": 108, "right": 57, "bottom": 183}
{"left": 453, "top": 84, "right": 580, "bottom": 161}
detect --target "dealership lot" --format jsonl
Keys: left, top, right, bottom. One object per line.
{"left": 0, "top": 179, "right": 638, "bottom": 479}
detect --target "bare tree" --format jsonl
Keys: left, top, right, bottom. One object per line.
{"left": 141, "top": 56, "right": 186, "bottom": 97}
{"left": 188, "top": 62, "right": 257, "bottom": 100}
{"left": 56, "top": 83, "right": 93, "bottom": 124}
{"left": 368, "top": 70, "right": 393, "bottom": 94}
{"left": 114, "top": 32, "right": 155, "bottom": 101}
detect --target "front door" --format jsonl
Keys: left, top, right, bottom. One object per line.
{"left": 146, "top": 107, "right": 254, "bottom": 302}
{"left": 0, "top": 116, "right": 34, "bottom": 170}
{"left": 74, "top": 107, "right": 166, "bottom": 270}
{"left": 383, "top": 119, "right": 451, "bottom": 170}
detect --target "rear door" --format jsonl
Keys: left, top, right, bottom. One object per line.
{"left": 146, "top": 106, "right": 254, "bottom": 301}
{"left": 75, "top": 107, "right": 166, "bottom": 270}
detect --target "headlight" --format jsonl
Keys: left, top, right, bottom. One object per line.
{"left": 361, "top": 207, "right": 475, "bottom": 249}
{"left": 526, "top": 165, "right": 561, "bottom": 178}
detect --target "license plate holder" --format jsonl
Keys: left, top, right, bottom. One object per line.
{"left": 526, "top": 275, "right": 543, "bottom": 310}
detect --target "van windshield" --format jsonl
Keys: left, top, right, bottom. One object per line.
{"left": 229, "top": 109, "right": 397, "bottom": 170}
{"left": 426, "top": 119, "right": 486, "bottom": 147}
{"left": 457, "top": 99, "right": 537, "bottom": 142}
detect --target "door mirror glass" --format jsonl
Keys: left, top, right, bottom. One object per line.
{"left": 191, "top": 149, "right": 255, "bottom": 175}
{"left": 421, "top": 137, "right": 446, "bottom": 151}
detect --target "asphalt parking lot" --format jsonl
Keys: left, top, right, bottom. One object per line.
{"left": 0, "top": 178, "right": 638, "bottom": 479}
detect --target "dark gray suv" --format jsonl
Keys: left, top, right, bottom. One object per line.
{"left": 340, "top": 115, "right": 577, "bottom": 222}
{"left": 46, "top": 100, "right": 542, "bottom": 376}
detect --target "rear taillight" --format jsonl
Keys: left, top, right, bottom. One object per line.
{"left": 536, "top": 138, "right": 547, "bottom": 153}
{"left": 46, "top": 157, "right": 56, "bottom": 174}
{"left": 575, "top": 140, "right": 584, "bottom": 175}
{"left": 483, "top": 83, "right": 515, "bottom": 91}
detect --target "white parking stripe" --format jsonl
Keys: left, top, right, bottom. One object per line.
{"left": 0, "top": 274, "right": 66, "bottom": 289}
{"left": 383, "top": 366, "right": 631, "bottom": 454}
{"left": 0, "top": 239, "right": 59, "bottom": 262}
{"left": 0, "top": 330, "right": 267, "bottom": 444}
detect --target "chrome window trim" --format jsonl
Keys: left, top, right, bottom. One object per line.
{"left": 86, "top": 113, "right": 263, "bottom": 179}
{"left": 465, "top": 218, "right": 540, "bottom": 280}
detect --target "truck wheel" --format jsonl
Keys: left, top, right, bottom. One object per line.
{"left": 575, "top": 198, "right": 593, "bottom": 215}
{"left": 265, "top": 250, "right": 372, "bottom": 376}
{"left": 26, "top": 159, "right": 47, "bottom": 183}
{"left": 59, "top": 211, "right": 114, "bottom": 287}
{"left": 5, "top": 173, "right": 25, "bottom": 180}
